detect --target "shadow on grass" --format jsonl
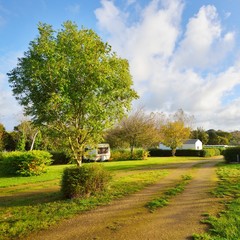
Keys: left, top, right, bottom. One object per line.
{"left": 107, "top": 158, "right": 221, "bottom": 172}
{"left": 0, "top": 191, "right": 63, "bottom": 207}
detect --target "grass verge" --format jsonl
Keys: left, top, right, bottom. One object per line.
{"left": 146, "top": 174, "right": 192, "bottom": 212}
{"left": 193, "top": 163, "right": 240, "bottom": 240}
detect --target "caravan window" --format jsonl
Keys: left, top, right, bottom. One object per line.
{"left": 98, "top": 147, "right": 108, "bottom": 154}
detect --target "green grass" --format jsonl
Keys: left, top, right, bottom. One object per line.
{"left": 193, "top": 163, "right": 240, "bottom": 240}
{"left": 0, "top": 156, "right": 202, "bottom": 188}
{"left": 0, "top": 157, "right": 177, "bottom": 240}
{"left": 0, "top": 164, "right": 69, "bottom": 188}
{"left": 0, "top": 156, "right": 208, "bottom": 240}
{"left": 102, "top": 156, "right": 203, "bottom": 171}
{"left": 146, "top": 174, "right": 192, "bottom": 212}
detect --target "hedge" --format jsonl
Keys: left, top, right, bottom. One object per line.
{"left": 110, "top": 149, "right": 149, "bottom": 161}
{"left": 148, "top": 148, "right": 221, "bottom": 157}
{"left": 1, "top": 150, "right": 52, "bottom": 176}
{"left": 223, "top": 147, "right": 240, "bottom": 163}
{"left": 202, "top": 148, "right": 220, "bottom": 157}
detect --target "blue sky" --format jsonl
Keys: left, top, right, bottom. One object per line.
{"left": 1, "top": 0, "right": 240, "bottom": 131}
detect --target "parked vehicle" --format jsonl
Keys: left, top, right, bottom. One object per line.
{"left": 84, "top": 143, "right": 110, "bottom": 162}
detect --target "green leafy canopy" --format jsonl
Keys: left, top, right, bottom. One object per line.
{"left": 8, "top": 21, "right": 138, "bottom": 165}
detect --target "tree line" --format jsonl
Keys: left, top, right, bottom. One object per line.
{"left": 1, "top": 109, "right": 239, "bottom": 155}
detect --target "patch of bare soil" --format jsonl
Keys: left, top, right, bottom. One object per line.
{"left": 27, "top": 158, "right": 223, "bottom": 240}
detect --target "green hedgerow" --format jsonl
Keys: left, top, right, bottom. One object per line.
{"left": 1, "top": 150, "right": 52, "bottom": 176}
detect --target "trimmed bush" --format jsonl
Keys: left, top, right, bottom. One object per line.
{"left": 223, "top": 147, "right": 240, "bottom": 163}
{"left": 61, "top": 164, "right": 111, "bottom": 199}
{"left": 110, "top": 149, "right": 149, "bottom": 161}
{"left": 1, "top": 150, "right": 52, "bottom": 176}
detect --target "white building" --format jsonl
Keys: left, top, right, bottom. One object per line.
{"left": 159, "top": 139, "right": 203, "bottom": 150}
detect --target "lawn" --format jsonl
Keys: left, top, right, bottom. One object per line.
{"left": 0, "top": 156, "right": 206, "bottom": 239}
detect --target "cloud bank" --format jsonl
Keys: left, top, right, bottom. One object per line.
{"left": 95, "top": 0, "right": 240, "bottom": 131}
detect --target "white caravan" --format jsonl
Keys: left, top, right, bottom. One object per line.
{"left": 84, "top": 143, "right": 111, "bottom": 162}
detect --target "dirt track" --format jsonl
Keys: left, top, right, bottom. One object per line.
{"left": 28, "top": 158, "right": 223, "bottom": 240}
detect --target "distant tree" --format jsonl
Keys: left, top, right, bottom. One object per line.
{"left": 230, "top": 131, "right": 240, "bottom": 145}
{"left": 105, "top": 109, "right": 161, "bottom": 157}
{"left": 104, "top": 127, "right": 129, "bottom": 149}
{"left": 216, "top": 130, "right": 231, "bottom": 144}
{"left": 13, "top": 120, "right": 40, "bottom": 151}
{"left": 8, "top": 21, "right": 138, "bottom": 166}
{"left": 172, "top": 109, "right": 195, "bottom": 127}
{"left": 4, "top": 131, "right": 18, "bottom": 151}
{"left": 0, "top": 123, "right": 7, "bottom": 151}
{"left": 206, "top": 129, "right": 231, "bottom": 145}
{"left": 160, "top": 120, "right": 191, "bottom": 156}
{"left": 191, "top": 127, "right": 209, "bottom": 145}
{"left": 206, "top": 129, "right": 219, "bottom": 145}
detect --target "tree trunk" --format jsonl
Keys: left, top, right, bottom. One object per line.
{"left": 130, "top": 145, "right": 134, "bottom": 159}
{"left": 76, "top": 158, "right": 82, "bottom": 167}
{"left": 172, "top": 148, "right": 176, "bottom": 156}
{"left": 68, "top": 137, "right": 83, "bottom": 167}
{"left": 30, "top": 131, "right": 39, "bottom": 150}
{"left": 75, "top": 150, "right": 83, "bottom": 167}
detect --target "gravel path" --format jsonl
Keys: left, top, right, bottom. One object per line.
{"left": 28, "top": 158, "right": 222, "bottom": 240}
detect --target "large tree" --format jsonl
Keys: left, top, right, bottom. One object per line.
{"left": 8, "top": 21, "right": 138, "bottom": 166}
{"left": 105, "top": 109, "right": 162, "bottom": 156}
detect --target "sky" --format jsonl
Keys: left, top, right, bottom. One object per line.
{"left": 1, "top": 0, "right": 240, "bottom": 131}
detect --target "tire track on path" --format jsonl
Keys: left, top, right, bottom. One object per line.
{"left": 28, "top": 158, "right": 222, "bottom": 240}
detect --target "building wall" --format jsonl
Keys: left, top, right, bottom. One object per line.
{"left": 159, "top": 140, "right": 203, "bottom": 150}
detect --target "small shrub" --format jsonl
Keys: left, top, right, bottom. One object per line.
{"left": 132, "top": 149, "right": 149, "bottom": 160}
{"left": 1, "top": 150, "right": 52, "bottom": 176}
{"left": 61, "top": 164, "right": 111, "bottom": 199}
{"left": 223, "top": 147, "right": 240, "bottom": 163}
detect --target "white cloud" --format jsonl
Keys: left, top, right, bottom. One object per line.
{"left": 174, "top": 5, "right": 235, "bottom": 70}
{"left": 96, "top": 0, "right": 184, "bottom": 83}
{"left": 95, "top": 0, "right": 240, "bottom": 130}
